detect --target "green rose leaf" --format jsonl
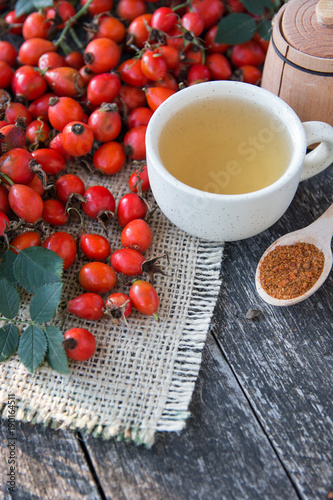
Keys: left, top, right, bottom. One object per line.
{"left": 0, "top": 249, "right": 18, "bottom": 287}
{"left": 15, "top": 0, "right": 35, "bottom": 16}
{"left": 0, "top": 278, "right": 20, "bottom": 319}
{"left": 30, "top": 282, "right": 63, "bottom": 323}
{"left": 15, "top": 0, "right": 54, "bottom": 16}
{"left": 18, "top": 325, "right": 47, "bottom": 373}
{"left": 33, "top": 0, "right": 54, "bottom": 9}
{"left": 44, "top": 326, "right": 69, "bottom": 374}
{"left": 14, "top": 247, "right": 63, "bottom": 294}
{"left": 256, "top": 18, "right": 273, "bottom": 41}
{"left": 0, "top": 324, "right": 19, "bottom": 362}
{"left": 241, "top": 0, "right": 275, "bottom": 15}
{"left": 215, "top": 13, "right": 257, "bottom": 45}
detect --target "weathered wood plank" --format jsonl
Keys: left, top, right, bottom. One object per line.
{"left": 0, "top": 421, "right": 100, "bottom": 500}
{"left": 212, "top": 167, "right": 333, "bottom": 500}
{"left": 82, "top": 331, "right": 299, "bottom": 500}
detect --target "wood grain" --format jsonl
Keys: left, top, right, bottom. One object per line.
{"left": 0, "top": 422, "right": 100, "bottom": 499}
{"left": 0, "top": 168, "right": 331, "bottom": 499}
{"left": 316, "top": 0, "right": 333, "bottom": 25}
{"left": 282, "top": 0, "right": 333, "bottom": 58}
{"left": 261, "top": 0, "right": 333, "bottom": 126}
{"left": 212, "top": 167, "right": 333, "bottom": 500}
{"left": 82, "top": 332, "right": 300, "bottom": 500}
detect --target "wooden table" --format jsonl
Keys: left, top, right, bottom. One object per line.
{"left": 0, "top": 165, "right": 332, "bottom": 500}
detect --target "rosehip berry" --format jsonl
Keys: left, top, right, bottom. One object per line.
{"left": 129, "top": 280, "right": 159, "bottom": 319}
{"left": 78, "top": 261, "right": 117, "bottom": 293}
{"left": 67, "top": 293, "right": 105, "bottom": 320}
{"left": 42, "top": 231, "right": 77, "bottom": 270}
{"left": 63, "top": 328, "right": 96, "bottom": 361}
{"left": 61, "top": 122, "right": 94, "bottom": 157}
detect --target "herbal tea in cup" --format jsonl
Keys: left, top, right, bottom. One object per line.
{"left": 146, "top": 81, "right": 333, "bottom": 242}
{"left": 158, "top": 96, "right": 292, "bottom": 195}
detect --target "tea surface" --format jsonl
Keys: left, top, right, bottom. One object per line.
{"left": 158, "top": 97, "right": 293, "bottom": 195}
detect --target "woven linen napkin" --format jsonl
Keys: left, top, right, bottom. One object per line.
{"left": 0, "top": 160, "right": 223, "bottom": 447}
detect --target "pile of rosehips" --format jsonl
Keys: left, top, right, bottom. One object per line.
{"left": 0, "top": 0, "right": 271, "bottom": 363}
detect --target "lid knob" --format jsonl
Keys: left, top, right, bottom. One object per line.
{"left": 316, "top": 0, "right": 333, "bottom": 25}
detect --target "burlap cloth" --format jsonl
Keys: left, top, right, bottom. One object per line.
{"left": 0, "top": 159, "right": 223, "bottom": 447}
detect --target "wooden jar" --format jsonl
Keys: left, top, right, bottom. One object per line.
{"left": 261, "top": 0, "right": 333, "bottom": 126}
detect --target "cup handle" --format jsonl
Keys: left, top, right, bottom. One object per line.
{"left": 300, "top": 121, "right": 333, "bottom": 181}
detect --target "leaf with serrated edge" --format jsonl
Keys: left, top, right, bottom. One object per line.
{"left": 0, "top": 249, "right": 18, "bottom": 286}
{"left": 30, "top": 282, "right": 63, "bottom": 323}
{"left": 0, "top": 324, "right": 19, "bottom": 362}
{"left": 256, "top": 18, "right": 273, "bottom": 41}
{"left": 0, "top": 278, "right": 20, "bottom": 319}
{"left": 215, "top": 13, "right": 257, "bottom": 45}
{"left": 44, "top": 326, "right": 69, "bottom": 374}
{"left": 17, "top": 325, "right": 47, "bottom": 373}
{"left": 14, "top": 247, "right": 63, "bottom": 294}
{"left": 15, "top": 0, "right": 35, "bottom": 16}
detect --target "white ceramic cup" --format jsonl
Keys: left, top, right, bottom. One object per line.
{"left": 146, "top": 81, "right": 333, "bottom": 242}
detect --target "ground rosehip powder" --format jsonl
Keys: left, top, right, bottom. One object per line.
{"left": 259, "top": 242, "right": 325, "bottom": 300}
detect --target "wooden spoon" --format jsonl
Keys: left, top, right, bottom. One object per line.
{"left": 255, "top": 203, "right": 333, "bottom": 306}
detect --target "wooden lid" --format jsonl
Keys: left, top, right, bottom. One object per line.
{"left": 281, "top": 0, "right": 333, "bottom": 58}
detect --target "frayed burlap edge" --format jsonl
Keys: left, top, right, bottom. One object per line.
{"left": 0, "top": 239, "right": 223, "bottom": 447}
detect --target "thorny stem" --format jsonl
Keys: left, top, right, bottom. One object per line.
{"left": 59, "top": 40, "right": 72, "bottom": 56}
{"left": 54, "top": 0, "right": 95, "bottom": 47}
{"left": 172, "top": 0, "right": 191, "bottom": 11}
{"left": 69, "top": 27, "right": 84, "bottom": 50}
{"left": 0, "top": 316, "right": 37, "bottom": 327}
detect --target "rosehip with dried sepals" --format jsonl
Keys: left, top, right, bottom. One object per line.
{"left": 128, "top": 164, "right": 150, "bottom": 193}
{"left": 88, "top": 103, "right": 122, "bottom": 143}
{"left": 31, "top": 148, "right": 66, "bottom": 176}
{"left": 55, "top": 174, "right": 85, "bottom": 205}
{"left": 82, "top": 185, "right": 116, "bottom": 223}
{"left": 4, "top": 102, "right": 32, "bottom": 125}
{"left": 110, "top": 248, "right": 165, "bottom": 278}
{"left": 44, "top": 67, "right": 85, "bottom": 98}
{"left": 26, "top": 119, "right": 50, "bottom": 146}
{"left": 110, "top": 248, "right": 145, "bottom": 276}
{"left": 105, "top": 292, "right": 132, "bottom": 323}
